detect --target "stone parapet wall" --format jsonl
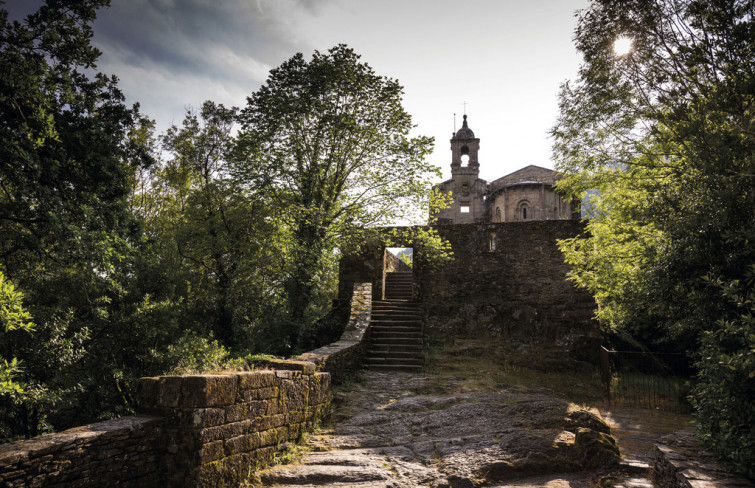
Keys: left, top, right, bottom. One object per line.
{"left": 137, "top": 365, "right": 330, "bottom": 488}
{"left": 654, "top": 430, "right": 753, "bottom": 488}
{"left": 0, "top": 416, "right": 165, "bottom": 488}
{"left": 298, "top": 281, "right": 372, "bottom": 384}
{"left": 0, "top": 282, "right": 372, "bottom": 488}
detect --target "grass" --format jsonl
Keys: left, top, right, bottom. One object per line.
{"left": 420, "top": 337, "right": 605, "bottom": 404}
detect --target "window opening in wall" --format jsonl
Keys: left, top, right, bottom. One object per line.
{"left": 460, "top": 145, "right": 470, "bottom": 167}
{"left": 460, "top": 205, "right": 470, "bottom": 213}
{"left": 489, "top": 232, "right": 496, "bottom": 252}
{"left": 523, "top": 207, "right": 527, "bottom": 219}
{"left": 495, "top": 207, "right": 501, "bottom": 222}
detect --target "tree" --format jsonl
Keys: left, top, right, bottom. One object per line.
{"left": 0, "top": 0, "right": 153, "bottom": 438}
{"left": 551, "top": 0, "right": 754, "bottom": 476}
{"left": 0, "top": 272, "right": 34, "bottom": 394}
{"left": 132, "top": 101, "right": 287, "bottom": 351}
{"left": 234, "top": 45, "right": 439, "bottom": 347}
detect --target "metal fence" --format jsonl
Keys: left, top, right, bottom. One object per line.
{"left": 600, "top": 346, "right": 692, "bottom": 411}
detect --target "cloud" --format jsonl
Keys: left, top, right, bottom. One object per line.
{"left": 90, "top": 0, "right": 334, "bottom": 127}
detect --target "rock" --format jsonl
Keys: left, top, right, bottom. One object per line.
{"left": 254, "top": 371, "right": 620, "bottom": 488}
{"left": 574, "top": 427, "right": 620, "bottom": 469}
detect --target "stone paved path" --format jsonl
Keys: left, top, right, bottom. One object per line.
{"left": 595, "top": 406, "right": 692, "bottom": 488}
{"left": 249, "top": 371, "right": 639, "bottom": 488}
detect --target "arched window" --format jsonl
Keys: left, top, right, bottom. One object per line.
{"left": 517, "top": 200, "right": 530, "bottom": 221}
{"left": 495, "top": 207, "right": 501, "bottom": 222}
{"left": 460, "top": 146, "right": 470, "bottom": 166}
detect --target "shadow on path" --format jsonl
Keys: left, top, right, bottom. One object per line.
{"left": 247, "top": 371, "right": 658, "bottom": 488}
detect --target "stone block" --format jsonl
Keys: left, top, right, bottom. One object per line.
{"left": 237, "top": 370, "right": 276, "bottom": 390}
{"left": 197, "top": 452, "right": 252, "bottom": 488}
{"left": 224, "top": 433, "right": 260, "bottom": 455}
{"left": 198, "top": 420, "right": 250, "bottom": 444}
{"left": 181, "top": 374, "right": 238, "bottom": 407}
{"left": 285, "top": 410, "right": 305, "bottom": 424}
{"left": 258, "top": 429, "right": 279, "bottom": 448}
{"left": 274, "top": 370, "right": 298, "bottom": 379}
{"left": 157, "top": 376, "right": 184, "bottom": 408}
{"left": 257, "top": 414, "right": 285, "bottom": 432}
{"left": 264, "top": 359, "right": 316, "bottom": 374}
{"left": 199, "top": 440, "right": 224, "bottom": 464}
{"left": 281, "top": 379, "right": 309, "bottom": 411}
{"left": 242, "top": 387, "right": 278, "bottom": 402}
{"left": 224, "top": 401, "right": 266, "bottom": 423}
{"left": 191, "top": 408, "right": 226, "bottom": 428}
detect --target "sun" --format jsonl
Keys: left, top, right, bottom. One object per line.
{"left": 613, "top": 36, "right": 633, "bottom": 56}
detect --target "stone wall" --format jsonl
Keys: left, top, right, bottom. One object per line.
{"left": 0, "top": 282, "right": 373, "bottom": 488}
{"left": 0, "top": 416, "right": 165, "bottom": 487}
{"left": 297, "top": 281, "right": 372, "bottom": 385}
{"left": 339, "top": 221, "right": 597, "bottom": 352}
{"left": 137, "top": 365, "right": 330, "bottom": 488}
{"left": 419, "top": 221, "right": 596, "bottom": 344}
{"left": 654, "top": 430, "right": 754, "bottom": 488}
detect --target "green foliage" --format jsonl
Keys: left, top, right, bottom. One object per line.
{"left": 0, "top": 0, "right": 155, "bottom": 439}
{"left": 693, "top": 269, "right": 755, "bottom": 479}
{"left": 552, "top": 0, "right": 755, "bottom": 476}
{"left": 0, "top": 5, "right": 443, "bottom": 440}
{"left": 151, "top": 333, "right": 237, "bottom": 375}
{"left": 234, "top": 44, "right": 439, "bottom": 342}
{"left": 132, "top": 101, "right": 287, "bottom": 351}
{"left": 0, "top": 272, "right": 33, "bottom": 394}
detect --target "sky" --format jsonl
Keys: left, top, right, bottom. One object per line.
{"left": 5, "top": 0, "right": 590, "bottom": 184}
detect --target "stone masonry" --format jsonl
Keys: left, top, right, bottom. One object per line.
{"left": 0, "top": 282, "right": 374, "bottom": 488}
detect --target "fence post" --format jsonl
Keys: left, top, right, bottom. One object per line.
{"left": 600, "top": 346, "right": 611, "bottom": 405}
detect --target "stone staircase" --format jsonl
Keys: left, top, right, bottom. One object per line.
{"left": 365, "top": 272, "right": 423, "bottom": 371}
{"left": 383, "top": 270, "right": 413, "bottom": 300}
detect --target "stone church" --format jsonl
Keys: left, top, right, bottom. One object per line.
{"left": 432, "top": 115, "right": 578, "bottom": 224}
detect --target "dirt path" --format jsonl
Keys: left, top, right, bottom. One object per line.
{"left": 249, "top": 371, "right": 638, "bottom": 488}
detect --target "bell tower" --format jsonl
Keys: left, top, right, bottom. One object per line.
{"left": 450, "top": 114, "right": 480, "bottom": 175}
{"left": 431, "top": 114, "right": 487, "bottom": 224}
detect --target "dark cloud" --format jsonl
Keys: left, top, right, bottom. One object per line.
{"left": 89, "top": 0, "right": 334, "bottom": 127}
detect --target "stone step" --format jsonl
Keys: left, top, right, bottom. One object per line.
{"left": 370, "top": 329, "right": 422, "bottom": 335}
{"left": 367, "top": 363, "right": 423, "bottom": 372}
{"left": 370, "top": 319, "right": 422, "bottom": 326}
{"left": 365, "top": 358, "right": 423, "bottom": 366}
{"left": 371, "top": 308, "right": 421, "bottom": 314}
{"left": 370, "top": 326, "right": 422, "bottom": 334}
{"left": 364, "top": 350, "right": 423, "bottom": 359}
{"left": 372, "top": 299, "right": 419, "bottom": 310}
{"left": 367, "top": 337, "right": 421, "bottom": 345}
{"left": 368, "top": 343, "right": 423, "bottom": 353}
{"left": 370, "top": 316, "right": 421, "bottom": 323}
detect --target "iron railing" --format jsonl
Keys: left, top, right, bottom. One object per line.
{"left": 600, "top": 346, "right": 692, "bottom": 411}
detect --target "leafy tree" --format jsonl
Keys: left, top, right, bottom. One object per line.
{"left": 0, "top": 272, "right": 33, "bottom": 394}
{"left": 552, "top": 0, "right": 754, "bottom": 476}
{"left": 132, "top": 101, "right": 287, "bottom": 351}
{"left": 0, "top": 0, "right": 153, "bottom": 437}
{"left": 234, "top": 44, "right": 440, "bottom": 348}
